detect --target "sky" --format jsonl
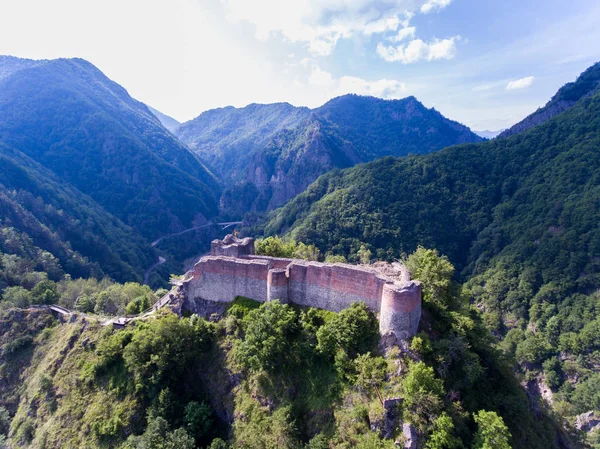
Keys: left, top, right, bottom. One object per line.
{"left": 1, "top": 0, "right": 599, "bottom": 131}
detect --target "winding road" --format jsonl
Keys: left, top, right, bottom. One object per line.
{"left": 151, "top": 223, "right": 215, "bottom": 247}
{"left": 143, "top": 256, "right": 167, "bottom": 285}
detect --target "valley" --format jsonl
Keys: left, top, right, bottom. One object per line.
{"left": 0, "top": 52, "right": 599, "bottom": 449}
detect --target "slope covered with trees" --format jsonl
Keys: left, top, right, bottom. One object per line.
{"left": 260, "top": 66, "right": 600, "bottom": 441}
{"left": 0, "top": 56, "right": 220, "bottom": 240}
{"left": 178, "top": 95, "right": 482, "bottom": 215}
{"left": 0, "top": 248, "right": 574, "bottom": 449}
{"left": 0, "top": 143, "right": 156, "bottom": 291}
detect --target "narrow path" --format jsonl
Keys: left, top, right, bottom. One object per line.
{"left": 143, "top": 256, "right": 167, "bottom": 285}
{"left": 30, "top": 284, "right": 179, "bottom": 327}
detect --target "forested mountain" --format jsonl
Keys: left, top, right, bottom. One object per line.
{"left": 262, "top": 67, "right": 600, "bottom": 283}
{"left": 260, "top": 64, "right": 600, "bottom": 439}
{"left": 498, "top": 62, "right": 600, "bottom": 138}
{"left": 178, "top": 95, "right": 482, "bottom": 214}
{"left": 0, "top": 143, "right": 156, "bottom": 289}
{"left": 0, "top": 56, "right": 220, "bottom": 239}
{"left": 177, "top": 102, "right": 311, "bottom": 182}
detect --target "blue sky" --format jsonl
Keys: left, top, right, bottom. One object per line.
{"left": 1, "top": 0, "right": 599, "bottom": 130}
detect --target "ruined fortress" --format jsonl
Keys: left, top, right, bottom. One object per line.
{"left": 181, "top": 235, "right": 422, "bottom": 339}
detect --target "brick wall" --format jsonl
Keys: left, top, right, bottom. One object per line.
{"left": 183, "top": 252, "right": 422, "bottom": 339}
{"left": 186, "top": 256, "right": 270, "bottom": 303}
{"left": 287, "top": 261, "right": 385, "bottom": 313}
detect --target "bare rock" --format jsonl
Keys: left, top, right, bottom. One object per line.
{"left": 576, "top": 411, "right": 600, "bottom": 433}
{"left": 402, "top": 423, "right": 417, "bottom": 449}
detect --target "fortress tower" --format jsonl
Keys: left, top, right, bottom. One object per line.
{"left": 182, "top": 235, "right": 422, "bottom": 340}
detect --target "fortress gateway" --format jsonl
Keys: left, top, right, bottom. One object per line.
{"left": 181, "top": 235, "right": 422, "bottom": 339}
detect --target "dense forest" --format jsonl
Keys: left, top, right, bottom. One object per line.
{"left": 0, "top": 248, "right": 574, "bottom": 449}
{"left": 0, "top": 143, "right": 156, "bottom": 288}
{"left": 259, "top": 66, "right": 600, "bottom": 445}
{"left": 0, "top": 56, "right": 220, "bottom": 239}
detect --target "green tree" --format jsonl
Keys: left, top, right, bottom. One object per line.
{"left": 316, "top": 302, "right": 379, "bottom": 358}
{"left": 357, "top": 245, "right": 372, "bottom": 265}
{"left": 426, "top": 412, "right": 460, "bottom": 449}
{"left": 31, "top": 279, "right": 59, "bottom": 305}
{"left": 208, "top": 438, "right": 228, "bottom": 449}
{"left": 324, "top": 254, "right": 347, "bottom": 263}
{"left": 1, "top": 286, "right": 32, "bottom": 308}
{"left": 405, "top": 247, "right": 454, "bottom": 308}
{"left": 236, "top": 301, "right": 300, "bottom": 372}
{"left": 473, "top": 410, "right": 511, "bottom": 449}
{"left": 255, "top": 236, "right": 296, "bottom": 258}
{"left": 515, "top": 333, "right": 551, "bottom": 365}
{"left": 123, "top": 313, "right": 212, "bottom": 396}
{"left": 292, "top": 242, "right": 321, "bottom": 261}
{"left": 354, "top": 353, "right": 387, "bottom": 394}
{"left": 124, "top": 416, "right": 195, "bottom": 449}
{"left": 402, "top": 362, "right": 444, "bottom": 434}
{"left": 184, "top": 401, "right": 213, "bottom": 444}
{"left": 126, "top": 296, "right": 151, "bottom": 315}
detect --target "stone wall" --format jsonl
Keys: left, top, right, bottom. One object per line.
{"left": 184, "top": 256, "right": 270, "bottom": 305}
{"left": 182, "top": 235, "right": 422, "bottom": 339}
{"left": 210, "top": 234, "right": 255, "bottom": 257}
{"left": 286, "top": 260, "right": 385, "bottom": 313}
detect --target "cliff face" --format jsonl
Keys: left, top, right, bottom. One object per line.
{"left": 179, "top": 95, "right": 482, "bottom": 215}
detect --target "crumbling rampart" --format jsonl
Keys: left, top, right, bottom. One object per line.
{"left": 182, "top": 235, "right": 422, "bottom": 339}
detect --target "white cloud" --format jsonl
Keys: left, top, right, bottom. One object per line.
{"left": 363, "top": 14, "right": 402, "bottom": 36}
{"left": 219, "top": 0, "right": 456, "bottom": 55}
{"left": 337, "top": 76, "right": 407, "bottom": 98}
{"left": 389, "top": 26, "right": 417, "bottom": 42}
{"left": 309, "top": 66, "right": 335, "bottom": 87}
{"left": 420, "top": 0, "right": 452, "bottom": 14}
{"left": 506, "top": 76, "right": 535, "bottom": 90}
{"left": 307, "top": 66, "right": 407, "bottom": 99}
{"left": 376, "top": 37, "right": 459, "bottom": 63}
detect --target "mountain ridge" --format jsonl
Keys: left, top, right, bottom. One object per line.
{"left": 498, "top": 61, "right": 600, "bottom": 138}
{"left": 178, "top": 93, "right": 483, "bottom": 215}
{"left": 0, "top": 56, "right": 220, "bottom": 239}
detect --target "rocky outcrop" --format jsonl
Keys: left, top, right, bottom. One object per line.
{"left": 498, "top": 101, "right": 576, "bottom": 138}
{"left": 401, "top": 423, "right": 418, "bottom": 449}
{"left": 576, "top": 411, "right": 600, "bottom": 434}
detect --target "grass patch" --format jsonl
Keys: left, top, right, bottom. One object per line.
{"left": 225, "top": 296, "right": 262, "bottom": 319}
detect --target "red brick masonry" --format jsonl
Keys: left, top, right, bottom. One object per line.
{"left": 183, "top": 236, "right": 422, "bottom": 339}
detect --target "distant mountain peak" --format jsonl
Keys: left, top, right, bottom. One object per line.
{"left": 177, "top": 91, "right": 482, "bottom": 214}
